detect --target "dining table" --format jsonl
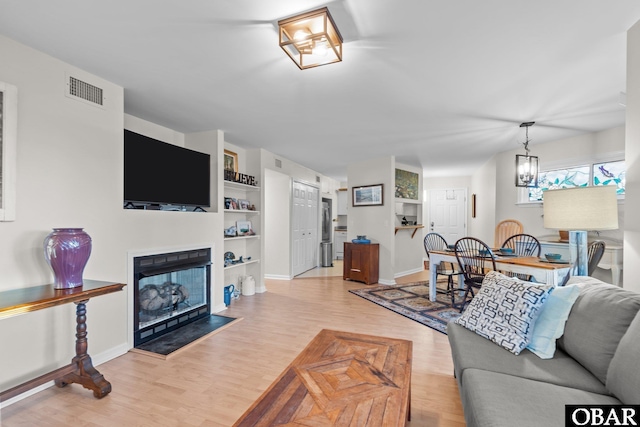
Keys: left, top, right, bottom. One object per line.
{"left": 427, "top": 249, "right": 572, "bottom": 302}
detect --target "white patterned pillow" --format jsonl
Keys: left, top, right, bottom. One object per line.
{"left": 455, "top": 271, "right": 553, "bottom": 355}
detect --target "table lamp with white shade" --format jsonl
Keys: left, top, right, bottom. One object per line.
{"left": 543, "top": 186, "right": 618, "bottom": 276}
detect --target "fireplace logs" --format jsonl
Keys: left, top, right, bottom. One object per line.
{"left": 139, "top": 282, "right": 189, "bottom": 313}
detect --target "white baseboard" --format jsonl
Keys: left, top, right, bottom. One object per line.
{"left": 211, "top": 303, "right": 228, "bottom": 313}
{"left": 394, "top": 267, "right": 425, "bottom": 278}
{"left": 264, "top": 274, "right": 292, "bottom": 281}
{"left": 0, "top": 342, "right": 130, "bottom": 409}
{"left": 377, "top": 278, "right": 396, "bottom": 285}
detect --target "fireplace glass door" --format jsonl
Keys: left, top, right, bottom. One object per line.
{"left": 134, "top": 248, "right": 211, "bottom": 346}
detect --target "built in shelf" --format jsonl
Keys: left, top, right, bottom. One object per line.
{"left": 224, "top": 235, "right": 261, "bottom": 241}
{"left": 224, "top": 209, "right": 260, "bottom": 214}
{"left": 394, "top": 225, "right": 425, "bottom": 238}
{"left": 223, "top": 180, "right": 261, "bottom": 191}
{"left": 224, "top": 259, "right": 260, "bottom": 270}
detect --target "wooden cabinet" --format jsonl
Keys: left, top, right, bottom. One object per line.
{"left": 343, "top": 242, "right": 379, "bottom": 285}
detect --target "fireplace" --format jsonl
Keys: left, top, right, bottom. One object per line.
{"left": 133, "top": 248, "right": 211, "bottom": 346}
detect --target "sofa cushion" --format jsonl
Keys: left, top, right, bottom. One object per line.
{"left": 606, "top": 312, "right": 640, "bottom": 404}
{"left": 447, "top": 321, "right": 609, "bottom": 395}
{"left": 558, "top": 281, "right": 640, "bottom": 384}
{"left": 454, "top": 271, "right": 552, "bottom": 355}
{"left": 526, "top": 284, "right": 580, "bottom": 359}
{"left": 460, "top": 369, "right": 621, "bottom": 427}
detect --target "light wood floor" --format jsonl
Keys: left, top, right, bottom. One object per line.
{"left": 297, "top": 260, "right": 344, "bottom": 278}
{"left": 0, "top": 271, "right": 465, "bottom": 427}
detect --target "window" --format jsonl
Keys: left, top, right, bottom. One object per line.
{"left": 593, "top": 160, "right": 625, "bottom": 195}
{"left": 527, "top": 160, "right": 625, "bottom": 202}
{"left": 528, "top": 166, "right": 590, "bottom": 202}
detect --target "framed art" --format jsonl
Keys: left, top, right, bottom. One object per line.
{"left": 224, "top": 149, "right": 238, "bottom": 172}
{"left": 352, "top": 184, "right": 384, "bottom": 207}
{"left": 472, "top": 194, "right": 477, "bottom": 218}
{"left": 236, "top": 220, "right": 254, "bottom": 236}
{"left": 239, "top": 199, "right": 250, "bottom": 210}
{"left": 0, "top": 81, "right": 17, "bottom": 222}
{"left": 395, "top": 168, "right": 419, "bottom": 200}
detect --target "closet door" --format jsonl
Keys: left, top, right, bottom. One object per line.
{"left": 292, "top": 181, "right": 319, "bottom": 276}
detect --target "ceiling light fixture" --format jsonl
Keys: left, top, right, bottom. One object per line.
{"left": 278, "top": 7, "right": 343, "bottom": 70}
{"left": 515, "top": 121, "right": 539, "bottom": 188}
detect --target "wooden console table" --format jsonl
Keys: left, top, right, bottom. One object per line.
{"left": 233, "top": 329, "right": 412, "bottom": 426}
{"left": 0, "top": 280, "right": 126, "bottom": 402}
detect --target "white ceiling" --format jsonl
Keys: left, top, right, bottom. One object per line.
{"left": 1, "top": 1, "right": 639, "bottom": 181}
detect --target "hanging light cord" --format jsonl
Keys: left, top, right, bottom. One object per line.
{"left": 520, "top": 121, "right": 535, "bottom": 155}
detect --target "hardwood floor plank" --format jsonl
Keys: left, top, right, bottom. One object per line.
{"left": 1, "top": 272, "right": 465, "bottom": 426}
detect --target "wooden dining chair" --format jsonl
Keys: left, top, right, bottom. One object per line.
{"left": 501, "top": 233, "right": 541, "bottom": 281}
{"left": 454, "top": 237, "right": 497, "bottom": 312}
{"left": 587, "top": 240, "right": 606, "bottom": 276}
{"left": 494, "top": 219, "right": 524, "bottom": 248}
{"left": 423, "top": 233, "right": 458, "bottom": 306}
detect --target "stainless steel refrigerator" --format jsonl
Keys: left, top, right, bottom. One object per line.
{"left": 321, "top": 199, "right": 333, "bottom": 266}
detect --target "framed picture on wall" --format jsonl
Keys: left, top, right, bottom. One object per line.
{"left": 352, "top": 184, "right": 384, "bottom": 207}
{"left": 224, "top": 149, "right": 238, "bottom": 172}
{"left": 395, "top": 168, "right": 419, "bottom": 200}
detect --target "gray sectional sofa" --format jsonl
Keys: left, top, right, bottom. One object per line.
{"left": 448, "top": 276, "right": 640, "bottom": 427}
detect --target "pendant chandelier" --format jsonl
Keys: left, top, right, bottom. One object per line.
{"left": 515, "top": 121, "right": 539, "bottom": 188}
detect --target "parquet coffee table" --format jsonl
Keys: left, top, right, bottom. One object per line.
{"left": 233, "top": 329, "right": 412, "bottom": 426}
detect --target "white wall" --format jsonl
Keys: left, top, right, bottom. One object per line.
{"left": 347, "top": 157, "right": 396, "bottom": 284}
{"left": 0, "top": 35, "right": 223, "bottom": 392}
{"left": 624, "top": 19, "right": 640, "bottom": 293}
{"left": 468, "top": 156, "right": 497, "bottom": 245}
{"left": 264, "top": 168, "right": 291, "bottom": 278}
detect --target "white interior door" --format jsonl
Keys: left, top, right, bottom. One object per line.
{"left": 428, "top": 189, "right": 467, "bottom": 245}
{"left": 304, "top": 186, "right": 319, "bottom": 271}
{"left": 292, "top": 181, "right": 319, "bottom": 276}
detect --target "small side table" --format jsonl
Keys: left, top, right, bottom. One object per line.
{"left": 0, "top": 280, "right": 126, "bottom": 402}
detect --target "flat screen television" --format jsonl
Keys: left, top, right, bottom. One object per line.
{"left": 124, "top": 129, "right": 211, "bottom": 208}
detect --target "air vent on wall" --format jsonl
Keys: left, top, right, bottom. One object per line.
{"left": 316, "top": 176, "right": 320, "bottom": 183}
{"left": 66, "top": 75, "right": 104, "bottom": 107}
{"left": 275, "top": 159, "right": 282, "bottom": 168}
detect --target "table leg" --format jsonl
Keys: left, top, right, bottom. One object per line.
{"left": 611, "top": 266, "right": 621, "bottom": 287}
{"left": 54, "top": 300, "right": 112, "bottom": 398}
{"left": 429, "top": 260, "right": 438, "bottom": 302}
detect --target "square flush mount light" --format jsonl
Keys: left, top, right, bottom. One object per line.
{"left": 278, "top": 7, "right": 343, "bottom": 70}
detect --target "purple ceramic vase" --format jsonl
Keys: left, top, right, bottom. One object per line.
{"left": 44, "top": 228, "right": 92, "bottom": 289}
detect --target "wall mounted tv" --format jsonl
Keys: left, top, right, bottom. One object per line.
{"left": 124, "top": 129, "right": 211, "bottom": 209}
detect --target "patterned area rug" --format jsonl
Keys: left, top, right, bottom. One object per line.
{"left": 349, "top": 281, "right": 462, "bottom": 334}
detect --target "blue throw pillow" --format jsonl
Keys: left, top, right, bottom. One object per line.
{"left": 527, "top": 284, "right": 581, "bottom": 359}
